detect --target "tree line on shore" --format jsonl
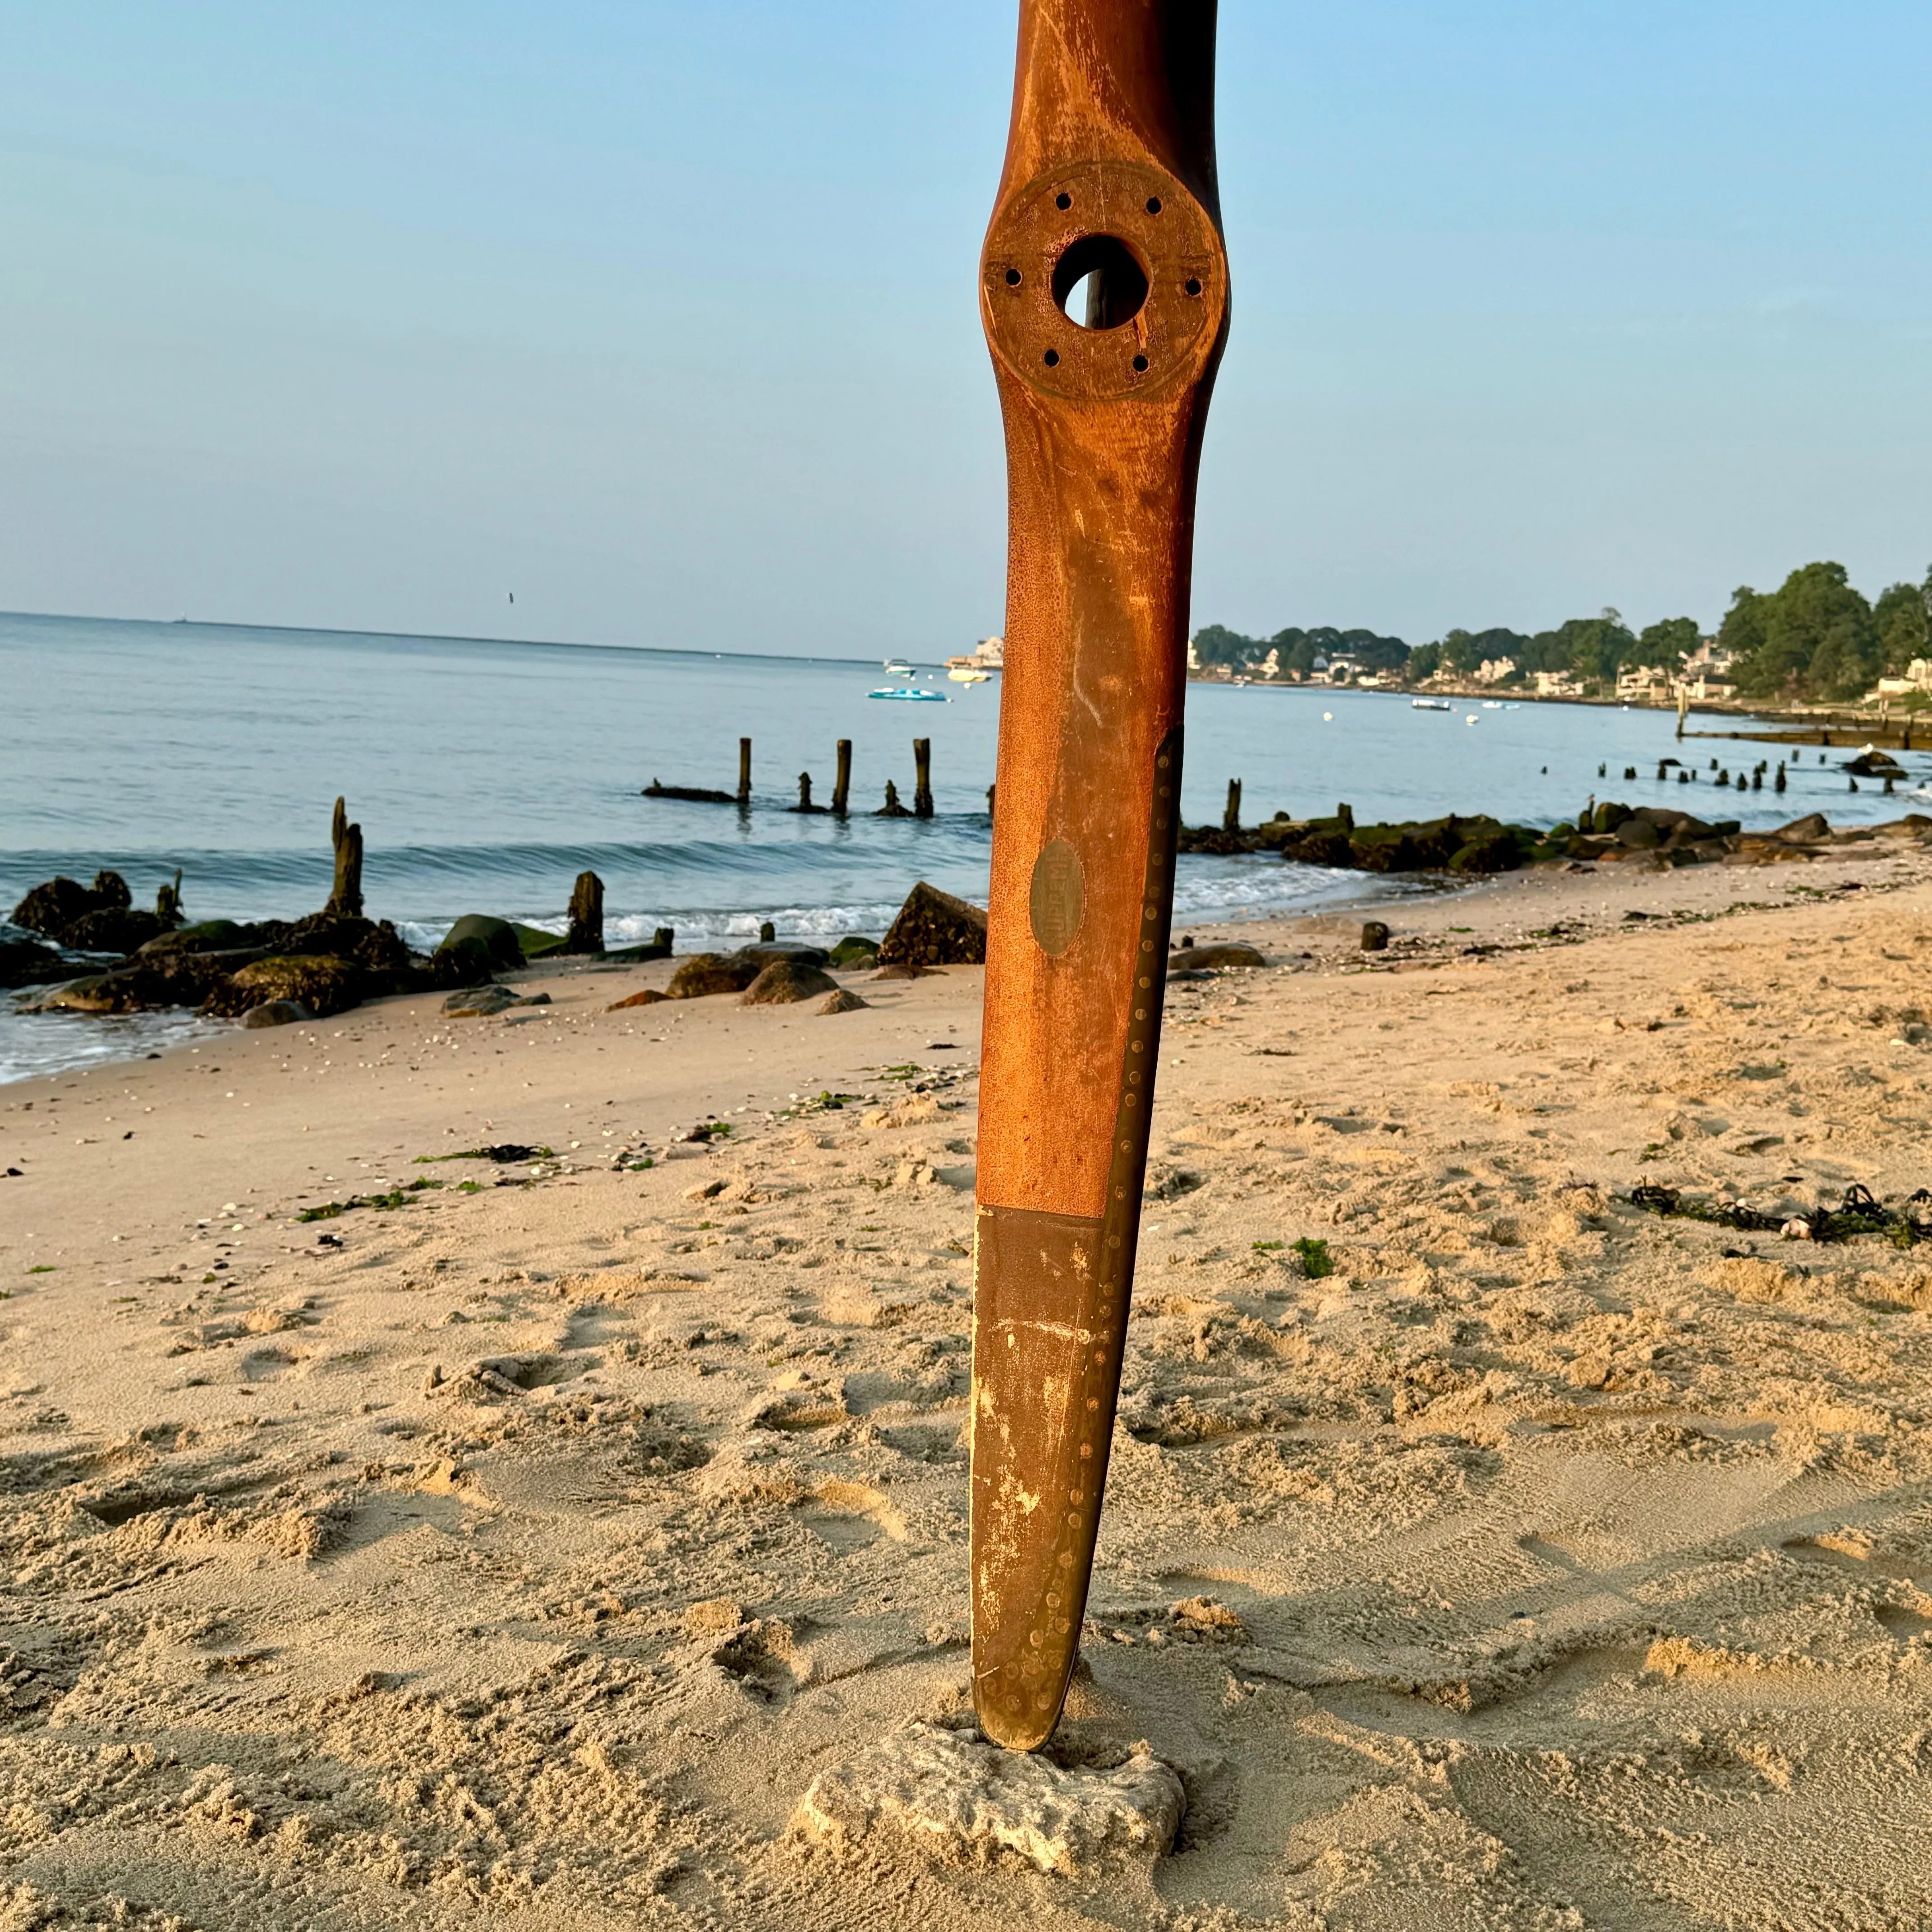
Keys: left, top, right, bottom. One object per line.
{"left": 1195, "top": 560, "right": 1932, "bottom": 703}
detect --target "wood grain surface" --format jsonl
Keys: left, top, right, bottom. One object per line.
{"left": 971, "top": 0, "right": 1228, "bottom": 1750}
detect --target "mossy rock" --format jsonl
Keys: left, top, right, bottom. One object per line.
{"left": 0, "top": 933, "right": 66, "bottom": 989}
{"left": 740, "top": 959, "right": 840, "bottom": 1005}
{"left": 1590, "top": 802, "right": 1633, "bottom": 835}
{"left": 10, "top": 871, "right": 131, "bottom": 943}
{"left": 429, "top": 936, "right": 499, "bottom": 988}
{"left": 63, "top": 907, "right": 169, "bottom": 954}
{"left": 206, "top": 954, "right": 363, "bottom": 1019}
{"left": 734, "top": 942, "right": 830, "bottom": 971}
{"left": 1448, "top": 832, "right": 1522, "bottom": 875}
{"left": 28, "top": 976, "right": 117, "bottom": 1014}
{"left": 1351, "top": 832, "right": 1423, "bottom": 873}
{"left": 1283, "top": 830, "right": 1354, "bottom": 868}
{"left": 139, "top": 920, "right": 252, "bottom": 955}
{"left": 511, "top": 922, "right": 569, "bottom": 959}
{"left": 437, "top": 915, "right": 523, "bottom": 973}
{"left": 668, "top": 953, "right": 764, "bottom": 999}
{"left": 828, "top": 936, "right": 881, "bottom": 968}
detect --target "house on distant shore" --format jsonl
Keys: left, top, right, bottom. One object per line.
{"left": 1533, "top": 669, "right": 1582, "bottom": 697}
{"left": 1874, "top": 658, "right": 1932, "bottom": 701}
{"left": 1615, "top": 664, "right": 1672, "bottom": 703}
{"left": 1476, "top": 656, "right": 1517, "bottom": 685}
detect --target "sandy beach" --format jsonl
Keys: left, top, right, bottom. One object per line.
{"left": 8, "top": 835, "right": 1932, "bottom": 1930}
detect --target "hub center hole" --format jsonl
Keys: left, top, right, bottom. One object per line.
{"left": 1051, "top": 234, "right": 1150, "bottom": 331}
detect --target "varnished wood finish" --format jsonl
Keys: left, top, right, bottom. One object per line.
{"left": 971, "top": 0, "right": 1228, "bottom": 1751}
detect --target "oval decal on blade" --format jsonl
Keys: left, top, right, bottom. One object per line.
{"left": 1028, "top": 838, "right": 1085, "bottom": 955}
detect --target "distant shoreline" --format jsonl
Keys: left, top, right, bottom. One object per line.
{"left": 0, "top": 607, "right": 897, "bottom": 673}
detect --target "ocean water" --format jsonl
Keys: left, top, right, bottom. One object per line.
{"left": 5, "top": 609, "right": 1923, "bottom": 1082}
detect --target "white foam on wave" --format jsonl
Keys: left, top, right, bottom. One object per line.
{"left": 393, "top": 859, "right": 1414, "bottom": 954}
{"left": 0, "top": 1005, "right": 225, "bottom": 1087}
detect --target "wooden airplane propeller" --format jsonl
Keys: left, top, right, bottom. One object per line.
{"left": 971, "top": 0, "right": 1229, "bottom": 1750}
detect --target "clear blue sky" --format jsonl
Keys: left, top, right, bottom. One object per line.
{"left": 3, "top": 2, "right": 1928, "bottom": 655}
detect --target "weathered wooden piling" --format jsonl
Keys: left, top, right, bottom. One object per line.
{"left": 759, "top": 920, "right": 776, "bottom": 942}
{"left": 1775, "top": 766, "right": 1787, "bottom": 792}
{"left": 986, "top": 783, "right": 996, "bottom": 821}
{"left": 1223, "top": 779, "right": 1242, "bottom": 833}
{"left": 565, "top": 871, "right": 604, "bottom": 953}
{"left": 791, "top": 773, "right": 828, "bottom": 814}
{"left": 832, "top": 740, "right": 852, "bottom": 816}
{"left": 325, "top": 797, "right": 364, "bottom": 920}
{"left": 878, "top": 780, "right": 913, "bottom": 818}
{"left": 738, "top": 738, "right": 753, "bottom": 806}
{"left": 913, "top": 738, "right": 934, "bottom": 818}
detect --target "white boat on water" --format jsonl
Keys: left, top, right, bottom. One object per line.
{"left": 882, "top": 658, "right": 913, "bottom": 677}
{"left": 947, "top": 666, "right": 989, "bottom": 684}
{"left": 869, "top": 686, "right": 948, "bottom": 702}
{"left": 1412, "top": 697, "right": 1454, "bottom": 711}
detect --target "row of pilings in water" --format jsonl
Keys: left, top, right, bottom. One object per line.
{"left": 644, "top": 737, "right": 996, "bottom": 820}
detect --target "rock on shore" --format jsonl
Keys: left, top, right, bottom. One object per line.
{"left": 878, "top": 882, "right": 987, "bottom": 967}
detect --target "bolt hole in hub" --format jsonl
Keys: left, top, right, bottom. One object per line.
{"left": 1051, "top": 233, "right": 1150, "bottom": 331}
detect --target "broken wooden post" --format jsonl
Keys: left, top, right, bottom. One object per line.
{"left": 1223, "top": 778, "right": 1242, "bottom": 833}
{"left": 1675, "top": 683, "right": 1688, "bottom": 738}
{"left": 986, "top": 783, "right": 996, "bottom": 821}
{"left": 565, "top": 871, "right": 604, "bottom": 953}
{"left": 324, "top": 797, "right": 364, "bottom": 919}
{"left": 791, "top": 772, "right": 828, "bottom": 813}
{"left": 913, "top": 738, "right": 934, "bottom": 817}
{"left": 833, "top": 739, "right": 852, "bottom": 816}
{"left": 877, "top": 780, "right": 913, "bottom": 818}
{"left": 759, "top": 920, "right": 776, "bottom": 942}
{"left": 737, "top": 738, "right": 753, "bottom": 805}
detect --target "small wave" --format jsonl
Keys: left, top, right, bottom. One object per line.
{"left": 0, "top": 1006, "right": 225, "bottom": 1088}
